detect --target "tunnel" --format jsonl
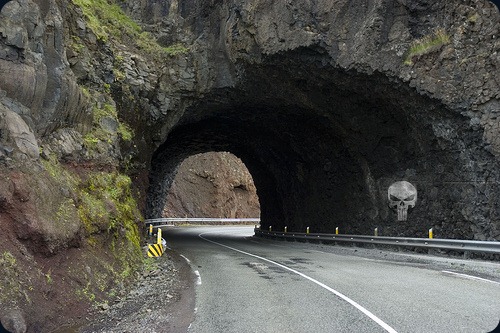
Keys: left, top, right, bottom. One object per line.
{"left": 147, "top": 47, "right": 499, "bottom": 239}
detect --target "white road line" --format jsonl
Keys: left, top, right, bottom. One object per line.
{"left": 199, "top": 232, "right": 398, "bottom": 333}
{"left": 181, "top": 254, "right": 201, "bottom": 285}
{"left": 194, "top": 270, "right": 202, "bottom": 285}
{"left": 180, "top": 254, "right": 191, "bottom": 263}
{"left": 441, "top": 271, "right": 500, "bottom": 285}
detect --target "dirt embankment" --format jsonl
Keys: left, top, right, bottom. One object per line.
{"left": 0, "top": 163, "right": 143, "bottom": 333}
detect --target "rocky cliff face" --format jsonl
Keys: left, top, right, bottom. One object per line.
{"left": 0, "top": 1, "right": 148, "bottom": 330}
{"left": 163, "top": 152, "right": 260, "bottom": 218}
{"left": 0, "top": 0, "right": 499, "bottom": 330}
{"left": 145, "top": 0, "right": 500, "bottom": 241}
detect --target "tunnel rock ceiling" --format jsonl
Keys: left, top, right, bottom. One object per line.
{"left": 142, "top": 0, "right": 500, "bottom": 240}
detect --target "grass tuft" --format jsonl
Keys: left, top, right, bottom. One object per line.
{"left": 404, "top": 28, "right": 450, "bottom": 65}
{"left": 71, "top": 0, "right": 188, "bottom": 59}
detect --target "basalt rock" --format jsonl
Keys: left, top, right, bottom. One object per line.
{"left": 142, "top": 0, "right": 500, "bottom": 240}
{"left": 0, "top": 0, "right": 499, "bottom": 329}
{"left": 0, "top": 0, "right": 89, "bottom": 137}
{"left": 0, "top": 308, "right": 27, "bottom": 333}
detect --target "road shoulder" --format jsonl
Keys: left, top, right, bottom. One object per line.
{"left": 78, "top": 250, "right": 195, "bottom": 333}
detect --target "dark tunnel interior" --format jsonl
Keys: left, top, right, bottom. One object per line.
{"left": 147, "top": 49, "right": 498, "bottom": 239}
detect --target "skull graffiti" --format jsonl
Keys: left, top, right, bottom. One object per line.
{"left": 388, "top": 181, "right": 417, "bottom": 221}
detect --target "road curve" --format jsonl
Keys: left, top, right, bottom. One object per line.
{"left": 162, "top": 226, "right": 500, "bottom": 333}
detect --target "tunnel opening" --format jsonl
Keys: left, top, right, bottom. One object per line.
{"left": 162, "top": 151, "right": 261, "bottom": 219}
{"left": 147, "top": 47, "right": 499, "bottom": 240}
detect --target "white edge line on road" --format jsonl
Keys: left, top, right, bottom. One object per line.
{"left": 199, "top": 232, "right": 398, "bottom": 333}
{"left": 180, "top": 254, "right": 201, "bottom": 285}
{"left": 194, "top": 270, "right": 202, "bottom": 285}
{"left": 441, "top": 270, "right": 500, "bottom": 285}
{"left": 180, "top": 254, "right": 191, "bottom": 263}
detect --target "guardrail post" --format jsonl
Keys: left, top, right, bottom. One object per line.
{"left": 335, "top": 227, "right": 339, "bottom": 235}
{"left": 427, "top": 228, "right": 435, "bottom": 255}
{"left": 149, "top": 224, "right": 153, "bottom": 237}
{"left": 374, "top": 228, "right": 378, "bottom": 237}
{"left": 284, "top": 226, "right": 287, "bottom": 233}
{"left": 269, "top": 226, "right": 272, "bottom": 232}
{"left": 157, "top": 228, "right": 162, "bottom": 245}
{"left": 306, "top": 227, "right": 310, "bottom": 234}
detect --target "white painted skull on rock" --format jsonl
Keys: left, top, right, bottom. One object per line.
{"left": 388, "top": 181, "right": 417, "bottom": 221}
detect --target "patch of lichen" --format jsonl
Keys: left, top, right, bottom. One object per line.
{"left": 404, "top": 28, "right": 451, "bottom": 65}
{"left": 82, "top": 90, "right": 134, "bottom": 156}
{"left": 77, "top": 171, "right": 142, "bottom": 281}
{"left": 56, "top": 198, "right": 79, "bottom": 227}
{"left": 40, "top": 156, "right": 143, "bottom": 250}
{"left": 71, "top": 0, "right": 188, "bottom": 60}
{"left": 0, "top": 252, "right": 34, "bottom": 306}
{"left": 41, "top": 154, "right": 79, "bottom": 189}
{"left": 78, "top": 189, "right": 108, "bottom": 234}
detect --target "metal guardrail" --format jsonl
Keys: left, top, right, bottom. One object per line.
{"left": 145, "top": 217, "right": 260, "bottom": 227}
{"left": 255, "top": 228, "right": 500, "bottom": 256}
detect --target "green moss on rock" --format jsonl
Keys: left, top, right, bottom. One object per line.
{"left": 41, "top": 152, "right": 143, "bottom": 295}
{"left": 78, "top": 171, "right": 142, "bottom": 238}
{"left": 82, "top": 91, "right": 135, "bottom": 155}
{"left": 71, "top": 0, "right": 188, "bottom": 59}
{"left": 404, "top": 28, "right": 450, "bottom": 65}
{"left": 0, "top": 252, "right": 32, "bottom": 306}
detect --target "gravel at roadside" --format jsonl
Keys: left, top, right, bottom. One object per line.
{"left": 80, "top": 250, "right": 195, "bottom": 333}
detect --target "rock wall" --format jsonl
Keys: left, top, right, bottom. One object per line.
{"left": 0, "top": 1, "right": 149, "bottom": 331}
{"left": 144, "top": 0, "right": 500, "bottom": 240}
{"left": 0, "top": 0, "right": 499, "bottom": 330}
{"left": 163, "top": 152, "right": 260, "bottom": 218}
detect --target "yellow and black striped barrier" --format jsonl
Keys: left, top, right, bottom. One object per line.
{"left": 147, "top": 243, "right": 164, "bottom": 257}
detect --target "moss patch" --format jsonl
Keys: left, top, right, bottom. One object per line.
{"left": 40, "top": 152, "right": 143, "bottom": 297}
{"left": 404, "top": 28, "right": 450, "bottom": 65}
{"left": 82, "top": 91, "right": 135, "bottom": 155}
{"left": 77, "top": 171, "right": 143, "bottom": 282}
{"left": 0, "top": 252, "right": 33, "bottom": 306}
{"left": 71, "top": 0, "right": 188, "bottom": 59}
{"left": 78, "top": 171, "right": 142, "bottom": 237}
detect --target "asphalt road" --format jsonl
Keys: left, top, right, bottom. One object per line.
{"left": 162, "top": 226, "right": 500, "bottom": 333}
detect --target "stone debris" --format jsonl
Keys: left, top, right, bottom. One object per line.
{"left": 80, "top": 252, "right": 193, "bottom": 333}
{"left": 0, "top": 307, "right": 27, "bottom": 333}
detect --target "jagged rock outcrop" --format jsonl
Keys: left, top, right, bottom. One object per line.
{"left": 0, "top": 0, "right": 88, "bottom": 137}
{"left": 0, "top": 0, "right": 86, "bottom": 257}
{"left": 163, "top": 152, "right": 260, "bottom": 218}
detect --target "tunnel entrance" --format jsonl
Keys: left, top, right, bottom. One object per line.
{"left": 147, "top": 48, "right": 499, "bottom": 240}
{"left": 162, "top": 151, "right": 260, "bottom": 219}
